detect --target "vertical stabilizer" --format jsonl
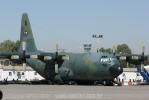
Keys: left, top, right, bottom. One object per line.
{"left": 19, "top": 13, "right": 37, "bottom": 52}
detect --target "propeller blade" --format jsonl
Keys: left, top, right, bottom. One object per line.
{"left": 56, "top": 42, "right": 59, "bottom": 52}
{"left": 22, "top": 41, "right": 26, "bottom": 51}
{"left": 55, "top": 63, "right": 58, "bottom": 74}
{"left": 142, "top": 44, "right": 145, "bottom": 56}
{"left": 141, "top": 63, "right": 144, "bottom": 72}
{"left": 22, "top": 41, "right": 27, "bottom": 72}
{"left": 23, "top": 63, "right": 26, "bottom": 72}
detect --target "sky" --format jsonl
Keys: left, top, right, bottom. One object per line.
{"left": 0, "top": 0, "right": 149, "bottom": 54}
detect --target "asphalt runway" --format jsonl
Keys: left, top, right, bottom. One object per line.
{"left": 0, "top": 85, "right": 149, "bottom": 100}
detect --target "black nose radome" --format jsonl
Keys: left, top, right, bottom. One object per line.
{"left": 109, "top": 64, "right": 123, "bottom": 78}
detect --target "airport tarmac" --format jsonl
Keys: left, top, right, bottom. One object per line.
{"left": 0, "top": 85, "right": 149, "bottom": 100}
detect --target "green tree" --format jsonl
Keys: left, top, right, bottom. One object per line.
{"left": 99, "top": 44, "right": 131, "bottom": 54}
{"left": 99, "top": 48, "right": 112, "bottom": 53}
{"left": 13, "top": 40, "right": 20, "bottom": 52}
{"left": 0, "top": 40, "right": 20, "bottom": 52}
{"left": 116, "top": 44, "right": 131, "bottom": 54}
{"left": 116, "top": 44, "right": 132, "bottom": 68}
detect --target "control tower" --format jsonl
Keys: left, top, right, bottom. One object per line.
{"left": 83, "top": 43, "right": 92, "bottom": 53}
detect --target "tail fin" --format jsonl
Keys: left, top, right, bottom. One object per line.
{"left": 19, "top": 13, "right": 37, "bottom": 52}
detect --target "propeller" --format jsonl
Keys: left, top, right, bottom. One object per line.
{"left": 22, "top": 41, "right": 27, "bottom": 71}
{"left": 10, "top": 41, "right": 35, "bottom": 71}
{"left": 40, "top": 42, "right": 69, "bottom": 74}
{"left": 55, "top": 42, "right": 59, "bottom": 74}
{"left": 10, "top": 41, "right": 28, "bottom": 71}
{"left": 53, "top": 42, "right": 69, "bottom": 74}
{"left": 118, "top": 44, "right": 149, "bottom": 70}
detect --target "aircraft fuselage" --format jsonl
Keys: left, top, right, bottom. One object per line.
{"left": 26, "top": 52, "right": 123, "bottom": 83}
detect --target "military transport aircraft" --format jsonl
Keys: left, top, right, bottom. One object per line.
{"left": 0, "top": 13, "right": 148, "bottom": 85}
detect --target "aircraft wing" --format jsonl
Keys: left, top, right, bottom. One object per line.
{"left": 0, "top": 52, "right": 21, "bottom": 59}
{"left": 0, "top": 52, "right": 24, "bottom": 64}
{"left": 0, "top": 51, "right": 68, "bottom": 68}
{"left": 0, "top": 51, "right": 54, "bottom": 61}
{"left": 116, "top": 54, "right": 149, "bottom": 65}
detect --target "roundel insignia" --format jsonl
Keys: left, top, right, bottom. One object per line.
{"left": 24, "top": 30, "right": 28, "bottom": 35}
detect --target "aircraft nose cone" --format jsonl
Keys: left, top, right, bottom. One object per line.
{"left": 109, "top": 64, "right": 123, "bottom": 78}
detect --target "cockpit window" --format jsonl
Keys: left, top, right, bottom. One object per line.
{"left": 100, "top": 58, "right": 112, "bottom": 63}
{"left": 25, "top": 20, "right": 27, "bottom": 26}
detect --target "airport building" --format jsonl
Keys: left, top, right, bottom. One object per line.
{"left": 0, "top": 60, "right": 44, "bottom": 81}
{"left": 117, "top": 68, "right": 144, "bottom": 85}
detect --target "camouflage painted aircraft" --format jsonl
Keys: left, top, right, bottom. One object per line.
{"left": 0, "top": 13, "right": 148, "bottom": 85}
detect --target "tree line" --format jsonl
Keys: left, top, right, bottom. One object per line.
{"left": 99, "top": 44, "right": 131, "bottom": 54}
{"left": 0, "top": 40, "right": 132, "bottom": 54}
{"left": 0, "top": 40, "right": 20, "bottom": 52}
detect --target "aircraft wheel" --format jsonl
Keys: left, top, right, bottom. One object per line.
{"left": 107, "top": 80, "right": 114, "bottom": 86}
{"left": 102, "top": 80, "right": 113, "bottom": 86}
{"left": 102, "top": 81, "right": 107, "bottom": 86}
{"left": 76, "top": 81, "right": 94, "bottom": 85}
